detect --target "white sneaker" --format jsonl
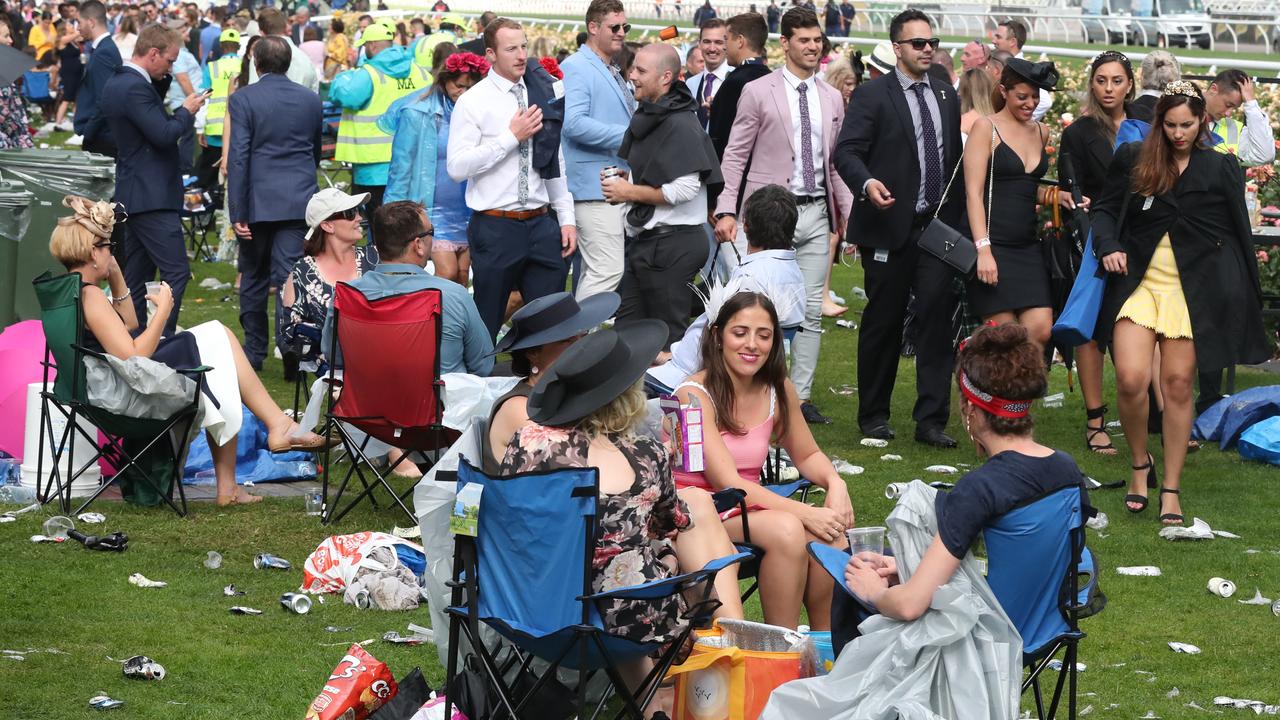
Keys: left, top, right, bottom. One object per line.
{"left": 38, "top": 122, "right": 55, "bottom": 133}
{"left": 54, "top": 121, "right": 73, "bottom": 132}
{"left": 65, "top": 134, "right": 83, "bottom": 146}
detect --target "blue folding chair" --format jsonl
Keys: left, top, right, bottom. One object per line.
{"left": 445, "top": 458, "right": 750, "bottom": 720}
{"left": 811, "top": 484, "right": 1103, "bottom": 720}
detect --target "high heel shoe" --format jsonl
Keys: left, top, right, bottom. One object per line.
{"left": 1125, "top": 454, "right": 1157, "bottom": 513}
{"left": 1159, "top": 487, "right": 1184, "bottom": 525}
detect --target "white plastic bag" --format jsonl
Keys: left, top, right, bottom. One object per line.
{"left": 84, "top": 354, "right": 195, "bottom": 419}
{"left": 302, "top": 531, "right": 425, "bottom": 594}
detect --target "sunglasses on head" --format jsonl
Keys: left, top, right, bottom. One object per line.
{"left": 606, "top": 22, "right": 631, "bottom": 34}
{"left": 896, "top": 37, "right": 941, "bottom": 51}
{"left": 328, "top": 207, "right": 360, "bottom": 222}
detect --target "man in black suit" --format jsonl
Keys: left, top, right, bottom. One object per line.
{"left": 102, "top": 24, "right": 207, "bottom": 336}
{"left": 834, "top": 9, "right": 964, "bottom": 448}
{"left": 74, "top": 0, "right": 119, "bottom": 157}
{"left": 708, "top": 11, "right": 770, "bottom": 162}
{"left": 228, "top": 36, "right": 323, "bottom": 370}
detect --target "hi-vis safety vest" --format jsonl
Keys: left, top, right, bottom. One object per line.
{"left": 204, "top": 55, "right": 239, "bottom": 137}
{"left": 335, "top": 63, "right": 432, "bottom": 165}
{"left": 1211, "top": 116, "right": 1241, "bottom": 157}
{"left": 413, "top": 30, "right": 460, "bottom": 70}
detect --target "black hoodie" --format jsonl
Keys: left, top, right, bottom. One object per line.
{"left": 618, "top": 82, "right": 724, "bottom": 228}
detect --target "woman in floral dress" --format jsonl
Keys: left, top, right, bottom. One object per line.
{"left": 0, "top": 16, "right": 32, "bottom": 149}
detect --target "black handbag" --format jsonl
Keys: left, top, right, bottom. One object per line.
{"left": 918, "top": 127, "right": 993, "bottom": 274}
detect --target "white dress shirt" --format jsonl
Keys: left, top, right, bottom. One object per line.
{"left": 781, "top": 66, "right": 826, "bottom": 197}
{"left": 1225, "top": 100, "right": 1277, "bottom": 167}
{"left": 447, "top": 71, "right": 575, "bottom": 226}
{"left": 247, "top": 35, "right": 320, "bottom": 93}
{"left": 626, "top": 173, "right": 706, "bottom": 234}
{"left": 684, "top": 62, "right": 731, "bottom": 110}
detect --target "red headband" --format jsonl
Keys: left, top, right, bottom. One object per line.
{"left": 959, "top": 370, "right": 1032, "bottom": 419}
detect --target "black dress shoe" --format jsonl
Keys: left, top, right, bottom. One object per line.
{"left": 915, "top": 427, "right": 958, "bottom": 448}
{"left": 800, "top": 401, "right": 832, "bottom": 425}
{"left": 861, "top": 423, "right": 895, "bottom": 440}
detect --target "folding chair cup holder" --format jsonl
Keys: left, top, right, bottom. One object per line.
{"left": 443, "top": 459, "right": 750, "bottom": 720}
{"left": 32, "top": 272, "right": 206, "bottom": 517}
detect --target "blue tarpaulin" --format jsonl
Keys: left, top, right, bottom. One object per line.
{"left": 1193, "top": 386, "right": 1280, "bottom": 450}
{"left": 183, "top": 405, "right": 317, "bottom": 484}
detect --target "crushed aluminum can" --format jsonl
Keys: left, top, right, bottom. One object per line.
{"left": 829, "top": 384, "right": 856, "bottom": 396}
{"left": 279, "top": 592, "right": 312, "bottom": 614}
{"left": 89, "top": 695, "right": 124, "bottom": 710}
{"left": 835, "top": 319, "right": 857, "bottom": 329}
{"left": 350, "top": 587, "right": 372, "bottom": 610}
{"left": 601, "top": 165, "right": 621, "bottom": 180}
{"left": 391, "top": 525, "right": 421, "bottom": 540}
{"left": 885, "top": 482, "right": 909, "bottom": 500}
{"left": 229, "top": 606, "right": 263, "bottom": 615}
{"left": 128, "top": 573, "right": 167, "bottom": 589}
{"left": 860, "top": 438, "right": 888, "bottom": 448}
{"left": 924, "top": 464, "right": 958, "bottom": 474}
{"left": 1168, "top": 642, "right": 1201, "bottom": 654}
{"left": 1206, "top": 577, "right": 1237, "bottom": 598}
{"left": 253, "top": 553, "right": 291, "bottom": 570}
{"left": 879, "top": 453, "right": 903, "bottom": 461}
{"left": 1116, "top": 566, "right": 1162, "bottom": 577}
{"left": 223, "top": 584, "right": 245, "bottom": 597}
{"left": 1239, "top": 589, "right": 1273, "bottom": 605}
{"left": 1086, "top": 512, "right": 1109, "bottom": 531}
{"left": 122, "top": 655, "right": 166, "bottom": 681}
{"left": 1272, "top": 599, "right": 1280, "bottom": 617}
{"left": 76, "top": 512, "right": 106, "bottom": 524}
{"left": 1046, "top": 659, "right": 1086, "bottom": 672}
{"left": 382, "top": 631, "right": 430, "bottom": 645}
{"left": 829, "top": 458, "right": 863, "bottom": 475}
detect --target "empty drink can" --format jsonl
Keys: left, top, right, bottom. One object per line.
{"left": 254, "top": 553, "right": 291, "bottom": 570}
{"left": 884, "top": 483, "right": 908, "bottom": 500}
{"left": 280, "top": 592, "right": 312, "bottom": 614}
{"left": 1207, "top": 577, "right": 1237, "bottom": 598}
{"left": 122, "top": 655, "right": 166, "bottom": 681}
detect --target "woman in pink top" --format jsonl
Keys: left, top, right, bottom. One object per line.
{"left": 674, "top": 292, "right": 854, "bottom": 630}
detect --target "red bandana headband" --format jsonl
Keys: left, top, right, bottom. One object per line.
{"left": 959, "top": 370, "right": 1033, "bottom": 419}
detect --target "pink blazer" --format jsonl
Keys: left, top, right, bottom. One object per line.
{"left": 714, "top": 68, "right": 853, "bottom": 231}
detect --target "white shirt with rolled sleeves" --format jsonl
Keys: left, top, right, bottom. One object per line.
{"left": 446, "top": 71, "right": 575, "bottom": 226}
{"left": 625, "top": 173, "right": 706, "bottom": 235}
{"left": 1230, "top": 99, "right": 1276, "bottom": 167}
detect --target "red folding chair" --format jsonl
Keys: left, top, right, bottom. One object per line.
{"left": 320, "top": 283, "right": 459, "bottom": 525}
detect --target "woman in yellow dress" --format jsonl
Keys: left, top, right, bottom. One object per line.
{"left": 324, "top": 17, "right": 351, "bottom": 80}
{"left": 1093, "top": 80, "right": 1269, "bottom": 525}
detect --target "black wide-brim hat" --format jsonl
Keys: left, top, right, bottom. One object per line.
{"left": 491, "top": 291, "right": 620, "bottom": 356}
{"left": 527, "top": 320, "right": 668, "bottom": 427}
{"left": 1005, "top": 57, "right": 1058, "bottom": 92}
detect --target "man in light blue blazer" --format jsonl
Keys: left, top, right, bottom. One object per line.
{"left": 560, "top": 0, "right": 635, "bottom": 300}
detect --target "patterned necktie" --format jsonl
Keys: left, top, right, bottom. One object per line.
{"left": 797, "top": 81, "right": 817, "bottom": 194}
{"left": 512, "top": 83, "right": 530, "bottom": 205}
{"left": 912, "top": 82, "right": 943, "bottom": 207}
{"left": 611, "top": 62, "right": 635, "bottom": 114}
{"left": 699, "top": 73, "right": 716, "bottom": 127}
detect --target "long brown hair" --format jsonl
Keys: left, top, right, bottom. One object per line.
{"left": 1082, "top": 51, "right": 1135, "bottom": 147}
{"left": 697, "top": 292, "right": 790, "bottom": 440}
{"left": 1131, "top": 86, "right": 1212, "bottom": 198}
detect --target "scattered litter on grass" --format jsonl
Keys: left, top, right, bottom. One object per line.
{"left": 1160, "top": 518, "right": 1236, "bottom": 541}
{"left": 229, "top": 606, "right": 263, "bottom": 615}
{"left": 859, "top": 438, "right": 888, "bottom": 448}
{"left": 829, "top": 384, "right": 857, "bottom": 396}
{"left": 391, "top": 526, "right": 421, "bottom": 540}
{"left": 1213, "top": 529, "right": 1242, "bottom": 539}
{"left": 830, "top": 458, "right": 864, "bottom": 475}
{"left": 76, "top": 513, "right": 106, "bottom": 524}
{"left": 253, "top": 553, "right": 291, "bottom": 570}
{"left": 203, "top": 551, "right": 222, "bottom": 569}
{"left": 1139, "top": 712, "right": 1160, "bottom": 719}
{"left": 128, "top": 573, "right": 166, "bottom": 588}
{"left": 1042, "top": 392, "right": 1064, "bottom": 409}
{"left": 1078, "top": 705, "right": 1093, "bottom": 717}
{"left": 1245, "top": 549, "right": 1261, "bottom": 554}
{"left": 88, "top": 695, "right": 124, "bottom": 710}
{"left": 1046, "top": 659, "right": 1086, "bottom": 672}
{"left": 1273, "top": 600, "right": 1280, "bottom": 617}
{"left": 1168, "top": 642, "right": 1201, "bottom": 654}
{"left": 849, "top": 287, "right": 868, "bottom": 301}
{"left": 198, "top": 277, "right": 231, "bottom": 290}
{"left": 835, "top": 319, "right": 857, "bottom": 329}
{"left": 5, "top": 655, "right": 23, "bottom": 661}
{"left": 880, "top": 454, "right": 902, "bottom": 461}
{"left": 223, "top": 584, "right": 245, "bottom": 597}
{"left": 924, "top": 464, "right": 958, "bottom": 474}
{"left": 0, "top": 516, "right": 14, "bottom": 523}
{"left": 383, "top": 625, "right": 435, "bottom": 645}
{"left": 1167, "top": 688, "right": 1181, "bottom": 698}
{"left": 307, "top": 644, "right": 398, "bottom": 719}
{"left": 1238, "top": 589, "right": 1273, "bottom": 606}
{"left": 1106, "top": 420, "right": 1122, "bottom": 429}
{"left": 1116, "top": 566, "right": 1162, "bottom": 577}
{"left": 1086, "top": 512, "right": 1109, "bottom": 531}
{"left": 1207, "top": 577, "right": 1237, "bottom": 598}
{"left": 1184, "top": 701, "right": 1211, "bottom": 712}
{"left": 321, "top": 639, "right": 376, "bottom": 647}
{"left": 324, "top": 626, "right": 353, "bottom": 633}
{"left": 1214, "top": 696, "right": 1280, "bottom": 713}
{"left": 280, "top": 592, "right": 312, "bottom": 614}
{"left": 122, "top": 655, "right": 166, "bottom": 681}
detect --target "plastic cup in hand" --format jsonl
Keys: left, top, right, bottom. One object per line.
{"left": 304, "top": 492, "right": 323, "bottom": 517}
{"left": 845, "top": 526, "right": 886, "bottom": 559}
{"left": 203, "top": 551, "right": 222, "bottom": 570}
{"left": 42, "top": 515, "right": 75, "bottom": 540}
{"left": 145, "top": 281, "right": 163, "bottom": 318}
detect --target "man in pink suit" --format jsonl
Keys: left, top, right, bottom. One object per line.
{"left": 712, "top": 6, "right": 852, "bottom": 425}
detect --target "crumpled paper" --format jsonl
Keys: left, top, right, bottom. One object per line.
{"left": 1159, "top": 517, "right": 1239, "bottom": 541}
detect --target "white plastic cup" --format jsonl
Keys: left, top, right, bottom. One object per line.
{"left": 203, "top": 551, "right": 223, "bottom": 570}
{"left": 145, "top": 281, "right": 163, "bottom": 319}
{"left": 42, "top": 515, "right": 74, "bottom": 540}
{"left": 846, "top": 526, "right": 886, "bottom": 558}
{"left": 304, "top": 492, "right": 323, "bottom": 516}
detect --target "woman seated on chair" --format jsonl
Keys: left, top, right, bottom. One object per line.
{"left": 503, "top": 321, "right": 709, "bottom": 708}
{"left": 486, "top": 293, "right": 746, "bottom": 621}
{"left": 673, "top": 291, "right": 854, "bottom": 631}
{"left": 50, "top": 196, "right": 333, "bottom": 507}
{"left": 843, "top": 323, "right": 1088, "bottom": 621}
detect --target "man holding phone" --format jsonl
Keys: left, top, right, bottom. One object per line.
{"left": 226, "top": 36, "right": 323, "bottom": 370}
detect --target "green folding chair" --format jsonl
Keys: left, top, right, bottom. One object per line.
{"left": 32, "top": 271, "right": 209, "bottom": 517}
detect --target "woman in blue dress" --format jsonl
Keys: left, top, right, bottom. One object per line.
{"left": 381, "top": 51, "right": 489, "bottom": 286}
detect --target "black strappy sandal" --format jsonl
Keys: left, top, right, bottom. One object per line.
{"left": 1125, "top": 454, "right": 1157, "bottom": 513}
{"left": 1159, "top": 487, "right": 1184, "bottom": 525}
{"left": 1085, "top": 405, "right": 1118, "bottom": 456}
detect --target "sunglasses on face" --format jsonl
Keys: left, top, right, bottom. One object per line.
{"left": 896, "top": 37, "right": 941, "bottom": 51}
{"left": 413, "top": 229, "right": 434, "bottom": 242}
{"left": 328, "top": 207, "right": 360, "bottom": 222}
{"left": 606, "top": 22, "right": 631, "bottom": 35}
{"left": 93, "top": 240, "right": 117, "bottom": 250}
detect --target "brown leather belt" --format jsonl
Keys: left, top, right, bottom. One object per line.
{"left": 478, "top": 206, "right": 548, "bottom": 221}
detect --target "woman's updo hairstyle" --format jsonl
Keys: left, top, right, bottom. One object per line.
{"left": 956, "top": 323, "right": 1045, "bottom": 436}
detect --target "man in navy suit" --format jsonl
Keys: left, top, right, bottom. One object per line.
{"left": 102, "top": 24, "right": 207, "bottom": 336}
{"left": 74, "top": 0, "right": 120, "bottom": 157}
{"left": 227, "top": 36, "right": 323, "bottom": 370}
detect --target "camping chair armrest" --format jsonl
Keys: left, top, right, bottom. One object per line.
{"left": 808, "top": 541, "right": 882, "bottom": 613}
{"left": 582, "top": 550, "right": 753, "bottom": 603}
{"left": 764, "top": 478, "right": 812, "bottom": 500}
{"left": 710, "top": 487, "right": 747, "bottom": 515}
{"left": 73, "top": 344, "right": 212, "bottom": 378}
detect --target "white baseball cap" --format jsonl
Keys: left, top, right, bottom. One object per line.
{"left": 304, "top": 188, "right": 370, "bottom": 240}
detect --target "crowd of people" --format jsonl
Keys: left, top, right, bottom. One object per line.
{"left": 32, "top": 0, "right": 1277, "bottom": 711}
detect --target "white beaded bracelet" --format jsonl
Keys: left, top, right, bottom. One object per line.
{"left": 974, "top": 238, "right": 992, "bottom": 250}
{"left": 112, "top": 291, "right": 131, "bottom": 303}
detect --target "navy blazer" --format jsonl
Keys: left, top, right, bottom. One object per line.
{"left": 74, "top": 35, "right": 122, "bottom": 147}
{"left": 227, "top": 73, "right": 323, "bottom": 224}
{"left": 102, "top": 65, "right": 193, "bottom": 215}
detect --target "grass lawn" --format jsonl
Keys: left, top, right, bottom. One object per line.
{"left": 2, "top": 254, "right": 1279, "bottom": 719}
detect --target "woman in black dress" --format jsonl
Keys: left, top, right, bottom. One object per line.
{"left": 965, "top": 58, "right": 1082, "bottom": 350}
{"left": 1058, "top": 51, "right": 1135, "bottom": 456}
{"left": 1093, "top": 81, "right": 1270, "bottom": 524}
